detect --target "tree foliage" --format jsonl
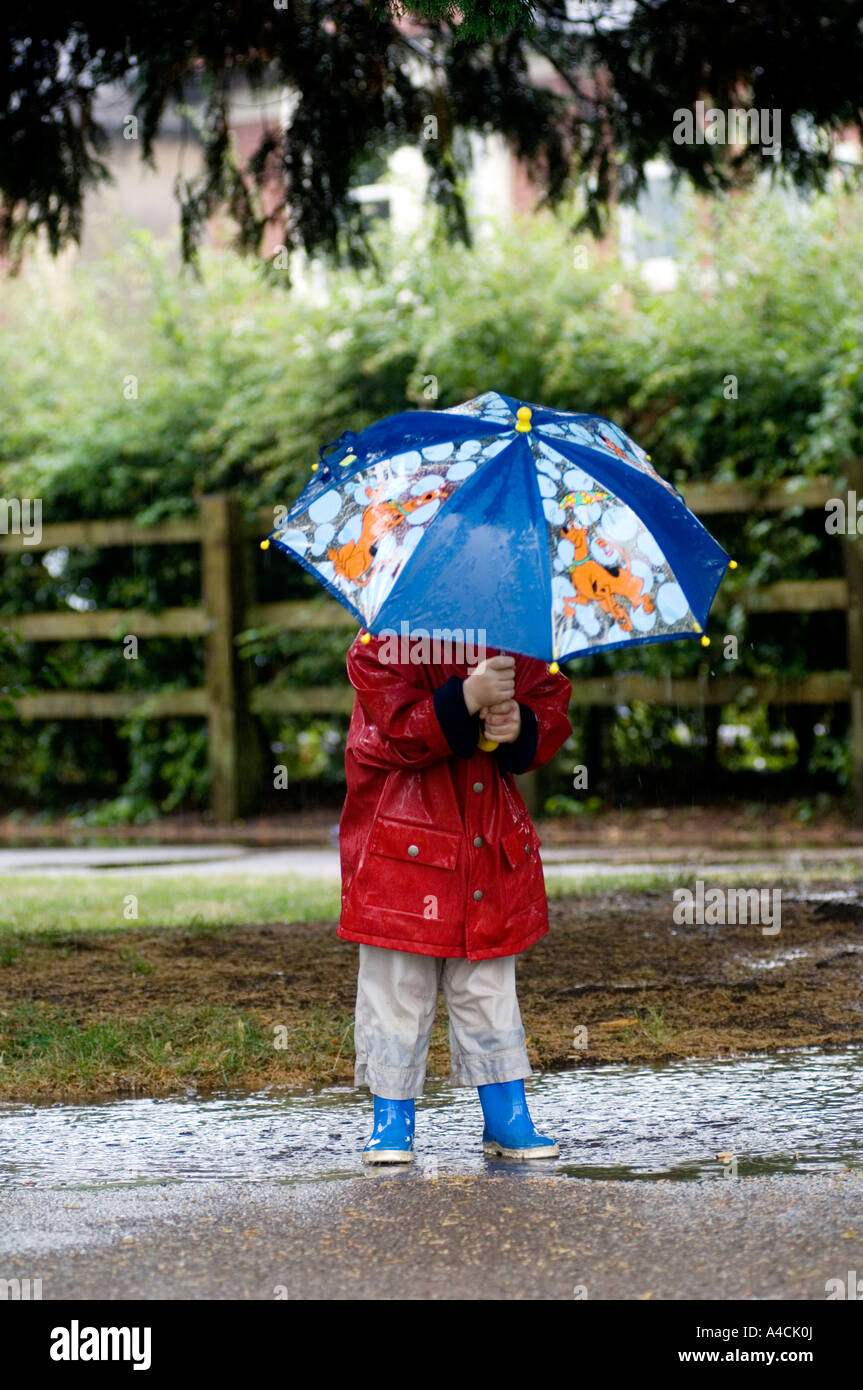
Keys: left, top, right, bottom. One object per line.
{"left": 2, "top": 2, "right": 863, "bottom": 270}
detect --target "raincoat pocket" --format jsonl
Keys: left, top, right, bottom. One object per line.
{"left": 501, "top": 822, "right": 542, "bottom": 871}
{"left": 358, "top": 817, "right": 463, "bottom": 928}
{"left": 368, "top": 817, "right": 461, "bottom": 870}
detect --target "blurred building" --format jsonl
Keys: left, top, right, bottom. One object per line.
{"left": 79, "top": 63, "right": 861, "bottom": 292}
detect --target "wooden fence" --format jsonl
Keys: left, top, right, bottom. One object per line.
{"left": 1, "top": 472, "right": 861, "bottom": 821}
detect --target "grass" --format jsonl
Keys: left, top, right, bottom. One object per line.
{"left": 544, "top": 861, "right": 863, "bottom": 898}
{"left": 0, "top": 999, "right": 357, "bottom": 1098}
{"left": 1, "top": 858, "right": 857, "bottom": 946}
{"left": 6, "top": 857, "right": 856, "bottom": 939}
{"left": 116, "top": 948, "right": 156, "bottom": 975}
{"left": 0, "top": 872, "right": 342, "bottom": 936}
{"left": 544, "top": 870, "right": 699, "bottom": 897}
{"left": 1, "top": 868, "right": 861, "bottom": 1100}
{"left": 1, "top": 854, "right": 860, "bottom": 1102}
{"left": 634, "top": 1005, "right": 675, "bottom": 1048}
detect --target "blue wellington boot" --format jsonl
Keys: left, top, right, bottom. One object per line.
{"left": 362, "top": 1095, "right": 415, "bottom": 1165}
{"left": 478, "top": 1079, "right": 559, "bottom": 1159}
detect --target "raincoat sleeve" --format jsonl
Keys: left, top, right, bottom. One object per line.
{"left": 494, "top": 660, "right": 572, "bottom": 776}
{"left": 346, "top": 636, "right": 479, "bottom": 770}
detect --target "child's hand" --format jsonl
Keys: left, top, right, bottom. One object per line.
{"left": 463, "top": 656, "right": 515, "bottom": 714}
{"left": 479, "top": 699, "right": 521, "bottom": 744}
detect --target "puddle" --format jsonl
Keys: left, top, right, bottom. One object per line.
{"left": 2, "top": 1047, "right": 863, "bottom": 1189}
{"left": 735, "top": 948, "right": 812, "bottom": 971}
{"left": 737, "top": 943, "right": 863, "bottom": 972}
{"left": 788, "top": 889, "right": 862, "bottom": 901}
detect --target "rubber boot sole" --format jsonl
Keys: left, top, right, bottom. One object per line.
{"left": 482, "top": 1138, "right": 559, "bottom": 1160}
{"left": 362, "top": 1148, "right": 414, "bottom": 1165}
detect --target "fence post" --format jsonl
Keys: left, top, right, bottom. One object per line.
{"left": 200, "top": 494, "right": 264, "bottom": 822}
{"left": 843, "top": 459, "right": 863, "bottom": 822}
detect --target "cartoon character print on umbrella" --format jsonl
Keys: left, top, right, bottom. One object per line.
{"left": 530, "top": 435, "right": 697, "bottom": 658}
{"left": 446, "top": 391, "right": 516, "bottom": 427}
{"left": 327, "top": 481, "right": 451, "bottom": 587}
{"left": 538, "top": 412, "right": 679, "bottom": 498}
{"left": 273, "top": 433, "right": 514, "bottom": 623}
{"left": 559, "top": 499, "right": 656, "bottom": 633}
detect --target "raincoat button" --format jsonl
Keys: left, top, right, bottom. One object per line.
{"left": 473, "top": 890, "right": 483, "bottom": 901}
{"left": 473, "top": 836, "right": 483, "bottom": 847}
{"left": 473, "top": 781, "right": 484, "bottom": 793}
{"left": 524, "top": 843, "right": 530, "bottom": 854}
{"left": 408, "top": 845, "right": 419, "bottom": 857}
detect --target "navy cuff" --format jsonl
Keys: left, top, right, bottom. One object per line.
{"left": 433, "top": 676, "right": 480, "bottom": 757}
{"left": 494, "top": 703, "right": 539, "bottom": 774}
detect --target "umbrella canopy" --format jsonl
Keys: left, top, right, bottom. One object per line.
{"left": 262, "top": 390, "right": 731, "bottom": 665}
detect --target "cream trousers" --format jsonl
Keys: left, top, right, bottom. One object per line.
{"left": 353, "top": 943, "right": 533, "bottom": 1100}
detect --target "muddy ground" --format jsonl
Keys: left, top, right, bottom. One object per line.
{"left": 2, "top": 887, "right": 862, "bottom": 1102}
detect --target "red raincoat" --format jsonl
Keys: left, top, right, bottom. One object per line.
{"left": 337, "top": 634, "right": 573, "bottom": 960}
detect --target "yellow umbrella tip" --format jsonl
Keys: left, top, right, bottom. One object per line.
{"left": 360, "top": 631, "right": 371, "bottom": 644}
{"left": 549, "top": 661, "right": 560, "bottom": 674}
{"left": 729, "top": 559, "right": 738, "bottom": 569}
{"left": 701, "top": 635, "right": 711, "bottom": 647}
{"left": 260, "top": 539, "right": 270, "bottom": 550}
{"left": 515, "top": 406, "right": 532, "bottom": 432}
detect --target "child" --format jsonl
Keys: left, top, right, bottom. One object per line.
{"left": 337, "top": 631, "right": 572, "bottom": 1162}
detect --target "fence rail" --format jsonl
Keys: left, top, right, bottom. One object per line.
{"left": 1, "top": 474, "right": 859, "bottom": 821}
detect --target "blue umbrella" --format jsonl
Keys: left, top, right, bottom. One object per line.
{"left": 260, "top": 390, "right": 732, "bottom": 667}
